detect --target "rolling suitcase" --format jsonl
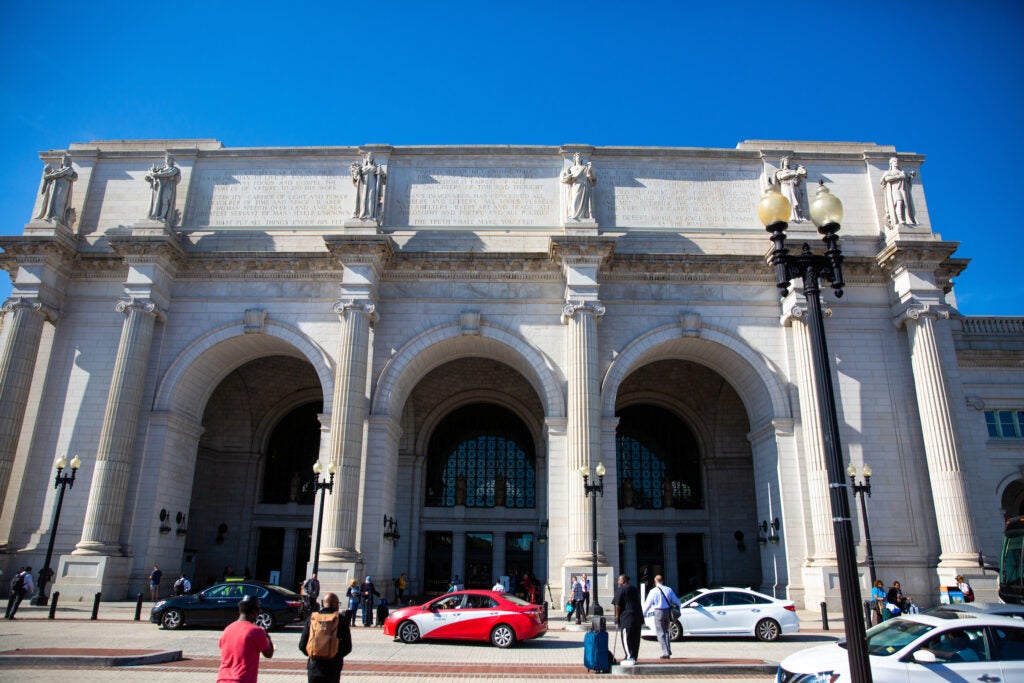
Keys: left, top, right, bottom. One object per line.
{"left": 583, "top": 630, "right": 610, "bottom": 673}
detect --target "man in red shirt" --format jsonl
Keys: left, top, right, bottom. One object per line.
{"left": 217, "top": 595, "right": 275, "bottom": 683}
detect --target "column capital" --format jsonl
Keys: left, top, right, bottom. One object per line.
{"left": 780, "top": 292, "right": 831, "bottom": 327}
{"left": 323, "top": 235, "right": 395, "bottom": 268}
{"left": 893, "top": 302, "right": 949, "bottom": 328}
{"left": 115, "top": 296, "right": 166, "bottom": 321}
{"left": 561, "top": 299, "right": 605, "bottom": 325}
{"left": 2, "top": 296, "right": 58, "bottom": 323}
{"left": 333, "top": 299, "right": 379, "bottom": 324}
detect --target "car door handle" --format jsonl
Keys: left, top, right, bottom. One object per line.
{"left": 977, "top": 676, "right": 1000, "bottom": 683}
{"left": 716, "top": 611, "right": 727, "bottom": 615}
{"left": 751, "top": 609, "right": 761, "bottom": 613}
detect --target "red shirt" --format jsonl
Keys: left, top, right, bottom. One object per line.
{"left": 217, "top": 620, "right": 271, "bottom": 683}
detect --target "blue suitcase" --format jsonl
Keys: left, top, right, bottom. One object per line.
{"left": 584, "top": 630, "right": 610, "bottom": 673}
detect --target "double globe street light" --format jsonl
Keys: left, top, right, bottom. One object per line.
{"left": 580, "top": 462, "right": 606, "bottom": 620}
{"left": 310, "top": 460, "right": 336, "bottom": 576}
{"left": 31, "top": 454, "right": 82, "bottom": 606}
{"left": 758, "top": 182, "right": 872, "bottom": 683}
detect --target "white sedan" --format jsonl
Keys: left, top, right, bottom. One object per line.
{"left": 641, "top": 586, "right": 800, "bottom": 642}
{"left": 778, "top": 612, "right": 1024, "bottom": 682}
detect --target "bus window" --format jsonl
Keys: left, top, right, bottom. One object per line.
{"left": 1000, "top": 517, "right": 1024, "bottom": 604}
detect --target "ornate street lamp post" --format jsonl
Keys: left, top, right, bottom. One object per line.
{"left": 31, "top": 454, "right": 82, "bottom": 606}
{"left": 848, "top": 463, "right": 876, "bottom": 585}
{"left": 311, "top": 460, "right": 336, "bottom": 576}
{"left": 580, "top": 461, "right": 606, "bottom": 619}
{"left": 759, "top": 182, "right": 872, "bottom": 683}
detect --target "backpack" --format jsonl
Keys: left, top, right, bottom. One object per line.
{"left": 306, "top": 612, "right": 340, "bottom": 660}
{"left": 10, "top": 572, "right": 25, "bottom": 593}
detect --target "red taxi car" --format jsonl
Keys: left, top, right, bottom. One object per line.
{"left": 383, "top": 590, "right": 547, "bottom": 648}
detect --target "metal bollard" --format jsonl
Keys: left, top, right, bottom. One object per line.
{"left": 48, "top": 592, "right": 60, "bottom": 619}
{"left": 820, "top": 601, "right": 829, "bottom": 631}
{"left": 91, "top": 591, "right": 102, "bottom": 620}
{"left": 134, "top": 592, "right": 144, "bottom": 621}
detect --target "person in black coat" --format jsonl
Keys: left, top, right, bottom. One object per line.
{"left": 612, "top": 574, "right": 643, "bottom": 666}
{"left": 298, "top": 592, "right": 352, "bottom": 683}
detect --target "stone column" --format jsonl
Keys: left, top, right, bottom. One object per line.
{"left": 0, "top": 298, "right": 55, "bottom": 508}
{"left": 75, "top": 297, "right": 162, "bottom": 555}
{"left": 320, "top": 298, "right": 376, "bottom": 561}
{"left": 562, "top": 299, "right": 605, "bottom": 563}
{"left": 900, "top": 304, "right": 977, "bottom": 565}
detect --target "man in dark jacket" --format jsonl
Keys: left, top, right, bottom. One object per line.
{"left": 612, "top": 574, "right": 643, "bottom": 666}
{"left": 298, "top": 592, "right": 351, "bottom": 683}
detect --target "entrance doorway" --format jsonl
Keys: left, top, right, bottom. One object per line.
{"left": 676, "top": 533, "right": 706, "bottom": 593}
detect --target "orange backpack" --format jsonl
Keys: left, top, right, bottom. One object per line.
{"left": 307, "top": 612, "right": 340, "bottom": 660}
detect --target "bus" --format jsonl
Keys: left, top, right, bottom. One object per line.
{"left": 1000, "top": 516, "right": 1024, "bottom": 604}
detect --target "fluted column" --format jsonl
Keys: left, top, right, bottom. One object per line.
{"left": 783, "top": 299, "right": 835, "bottom": 562}
{"left": 901, "top": 304, "right": 976, "bottom": 563}
{"left": 562, "top": 300, "right": 604, "bottom": 561}
{"left": 320, "top": 299, "right": 376, "bottom": 560}
{"left": 75, "top": 298, "right": 161, "bottom": 555}
{"left": 0, "top": 298, "right": 55, "bottom": 509}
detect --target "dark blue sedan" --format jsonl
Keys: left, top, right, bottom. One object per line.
{"left": 150, "top": 580, "right": 305, "bottom": 630}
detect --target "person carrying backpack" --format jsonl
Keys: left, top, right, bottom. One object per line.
{"left": 303, "top": 573, "right": 321, "bottom": 611}
{"left": 299, "top": 592, "right": 352, "bottom": 683}
{"left": 5, "top": 566, "right": 33, "bottom": 619}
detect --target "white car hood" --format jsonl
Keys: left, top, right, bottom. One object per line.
{"left": 779, "top": 642, "right": 850, "bottom": 676}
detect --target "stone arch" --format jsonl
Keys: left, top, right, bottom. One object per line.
{"left": 415, "top": 388, "right": 547, "bottom": 458}
{"left": 154, "top": 320, "right": 334, "bottom": 420}
{"left": 601, "top": 321, "right": 790, "bottom": 429}
{"left": 372, "top": 321, "right": 565, "bottom": 419}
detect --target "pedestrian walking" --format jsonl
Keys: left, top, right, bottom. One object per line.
{"left": 612, "top": 574, "right": 643, "bottom": 666}
{"left": 5, "top": 566, "right": 33, "bottom": 619}
{"left": 216, "top": 595, "right": 274, "bottom": 683}
{"left": 149, "top": 564, "right": 162, "bottom": 601}
{"left": 299, "top": 591, "right": 351, "bottom": 683}
{"left": 173, "top": 573, "right": 192, "bottom": 595}
{"left": 570, "top": 575, "right": 585, "bottom": 624}
{"left": 394, "top": 572, "right": 407, "bottom": 604}
{"left": 641, "top": 574, "right": 680, "bottom": 659}
{"left": 581, "top": 573, "right": 591, "bottom": 618}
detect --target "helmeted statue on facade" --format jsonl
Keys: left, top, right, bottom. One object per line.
{"left": 145, "top": 154, "right": 181, "bottom": 224}
{"left": 560, "top": 152, "right": 597, "bottom": 221}
{"left": 36, "top": 154, "right": 77, "bottom": 223}
{"left": 773, "top": 157, "right": 808, "bottom": 222}
{"left": 350, "top": 152, "right": 387, "bottom": 223}
{"left": 880, "top": 156, "right": 917, "bottom": 228}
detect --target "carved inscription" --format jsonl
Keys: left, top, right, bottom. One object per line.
{"left": 394, "top": 167, "right": 558, "bottom": 226}
{"left": 596, "top": 167, "right": 761, "bottom": 228}
{"left": 186, "top": 169, "right": 350, "bottom": 226}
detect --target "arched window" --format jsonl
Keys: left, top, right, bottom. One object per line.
{"left": 425, "top": 404, "right": 536, "bottom": 508}
{"left": 616, "top": 404, "right": 702, "bottom": 510}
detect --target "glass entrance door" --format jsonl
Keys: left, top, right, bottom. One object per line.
{"left": 465, "top": 532, "right": 493, "bottom": 589}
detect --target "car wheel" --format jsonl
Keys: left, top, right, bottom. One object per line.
{"left": 161, "top": 608, "right": 183, "bottom": 630}
{"left": 490, "top": 623, "right": 517, "bottom": 648}
{"left": 254, "top": 609, "right": 275, "bottom": 630}
{"left": 670, "top": 619, "right": 683, "bottom": 642}
{"left": 397, "top": 620, "right": 420, "bottom": 643}
{"left": 755, "top": 618, "right": 781, "bottom": 642}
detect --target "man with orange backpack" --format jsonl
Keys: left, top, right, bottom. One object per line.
{"left": 299, "top": 592, "right": 352, "bottom": 683}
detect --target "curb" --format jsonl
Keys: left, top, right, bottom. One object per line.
{"left": 0, "top": 650, "right": 183, "bottom": 667}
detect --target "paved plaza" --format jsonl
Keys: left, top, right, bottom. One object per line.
{"left": 0, "top": 600, "right": 844, "bottom": 682}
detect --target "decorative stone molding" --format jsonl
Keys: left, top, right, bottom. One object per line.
{"left": 561, "top": 300, "right": 605, "bottom": 325}
{"left": 895, "top": 303, "right": 950, "bottom": 328}
{"left": 460, "top": 311, "right": 481, "bottom": 336}
{"left": 549, "top": 237, "right": 615, "bottom": 270}
{"left": 333, "top": 299, "right": 379, "bottom": 324}
{"left": 1, "top": 296, "right": 59, "bottom": 323}
{"left": 115, "top": 296, "right": 165, "bottom": 321}
{"left": 680, "top": 312, "right": 701, "bottom": 337}
{"left": 965, "top": 396, "right": 985, "bottom": 411}
{"left": 323, "top": 235, "right": 394, "bottom": 267}
{"left": 243, "top": 308, "right": 267, "bottom": 334}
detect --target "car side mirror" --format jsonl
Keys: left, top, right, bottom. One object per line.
{"left": 911, "top": 650, "right": 937, "bottom": 664}
{"left": 197, "top": 593, "right": 206, "bottom": 602}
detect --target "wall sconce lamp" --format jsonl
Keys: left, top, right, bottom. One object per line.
{"left": 759, "top": 518, "right": 781, "bottom": 545}
{"left": 383, "top": 515, "right": 400, "bottom": 545}
{"left": 175, "top": 511, "right": 187, "bottom": 536}
{"left": 538, "top": 519, "right": 548, "bottom": 545}
{"left": 159, "top": 509, "right": 172, "bottom": 534}
{"left": 216, "top": 522, "right": 228, "bottom": 544}
{"left": 734, "top": 530, "right": 746, "bottom": 552}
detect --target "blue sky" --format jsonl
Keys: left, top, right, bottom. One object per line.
{"left": 2, "top": 1, "right": 1022, "bottom": 314}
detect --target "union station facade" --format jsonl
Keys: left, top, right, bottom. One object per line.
{"left": 1, "top": 139, "right": 1021, "bottom": 609}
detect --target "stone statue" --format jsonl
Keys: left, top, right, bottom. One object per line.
{"left": 350, "top": 152, "right": 387, "bottom": 222}
{"left": 560, "top": 152, "right": 597, "bottom": 221}
{"left": 145, "top": 154, "right": 181, "bottom": 224}
{"left": 880, "top": 157, "right": 917, "bottom": 228}
{"left": 36, "top": 154, "right": 77, "bottom": 223}
{"left": 773, "top": 157, "right": 808, "bottom": 222}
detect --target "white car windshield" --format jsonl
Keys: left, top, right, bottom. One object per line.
{"left": 839, "top": 619, "right": 934, "bottom": 656}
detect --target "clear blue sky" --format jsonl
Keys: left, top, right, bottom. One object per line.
{"left": 2, "top": 1, "right": 1022, "bottom": 315}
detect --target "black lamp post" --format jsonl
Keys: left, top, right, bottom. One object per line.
{"left": 311, "top": 460, "right": 336, "bottom": 576}
{"left": 580, "top": 461, "right": 606, "bottom": 618}
{"left": 759, "top": 182, "right": 872, "bottom": 683}
{"left": 31, "top": 454, "right": 82, "bottom": 606}
{"left": 848, "top": 463, "right": 876, "bottom": 585}
{"left": 383, "top": 515, "right": 400, "bottom": 545}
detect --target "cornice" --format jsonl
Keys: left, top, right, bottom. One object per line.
{"left": 323, "top": 235, "right": 395, "bottom": 265}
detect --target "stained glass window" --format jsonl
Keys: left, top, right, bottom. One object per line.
{"left": 426, "top": 404, "right": 536, "bottom": 508}
{"left": 616, "top": 404, "right": 702, "bottom": 510}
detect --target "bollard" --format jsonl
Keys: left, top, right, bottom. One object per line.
{"left": 820, "top": 601, "right": 829, "bottom": 631}
{"left": 48, "top": 592, "right": 60, "bottom": 619}
{"left": 134, "top": 592, "right": 144, "bottom": 621}
{"left": 91, "top": 591, "right": 102, "bottom": 620}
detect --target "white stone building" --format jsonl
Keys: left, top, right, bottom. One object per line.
{"left": 1, "top": 139, "right": 1021, "bottom": 610}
